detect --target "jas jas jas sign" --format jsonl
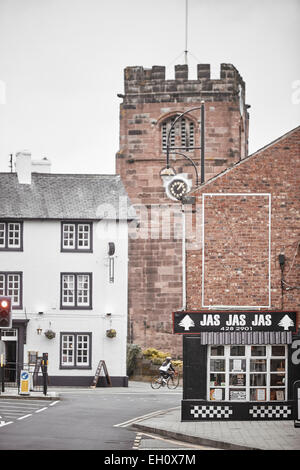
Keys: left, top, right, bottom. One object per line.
{"left": 173, "top": 311, "right": 297, "bottom": 334}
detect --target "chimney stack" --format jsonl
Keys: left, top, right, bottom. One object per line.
{"left": 15, "top": 150, "right": 32, "bottom": 184}
{"left": 31, "top": 157, "right": 51, "bottom": 173}
{"left": 15, "top": 152, "right": 52, "bottom": 184}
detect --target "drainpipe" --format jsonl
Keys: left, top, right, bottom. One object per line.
{"left": 200, "top": 100, "right": 205, "bottom": 184}
{"left": 182, "top": 203, "right": 186, "bottom": 311}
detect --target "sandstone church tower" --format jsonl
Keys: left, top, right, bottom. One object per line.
{"left": 116, "top": 63, "right": 250, "bottom": 355}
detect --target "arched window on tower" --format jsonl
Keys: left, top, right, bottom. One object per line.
{"left": 161, "top": 117, "right": 195, "bottom": 153}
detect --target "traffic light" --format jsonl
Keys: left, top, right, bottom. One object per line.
{"left": 0, "top": 296, "right": 12, "bottom": 328}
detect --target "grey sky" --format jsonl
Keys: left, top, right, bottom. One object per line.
{"left": 0, "top": 0, "right": 299, "bottom": 174}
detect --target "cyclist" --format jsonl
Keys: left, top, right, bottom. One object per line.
{"left": 159, "top": 357, "right": 175, "bottom": 384}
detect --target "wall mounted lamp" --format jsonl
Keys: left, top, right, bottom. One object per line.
{"left": 278, "top": 254, "right": 285, "bottom": 273}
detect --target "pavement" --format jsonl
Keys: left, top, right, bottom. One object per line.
{"left": 133, "top": 407, "right": 300, "bottom": 450}
{"left": 0, "top": 387, "right": 59, "bottom": 400}
{"left": 1, "top": 380, "right": 300, "bottom": 450}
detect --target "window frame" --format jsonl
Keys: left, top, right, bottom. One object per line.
{"left": 60, "top": 272, "right": 93, "bottom": 310}
{"left": 60, "top": 332, "right": 92, "bottom": 370}
{"left": 61, "top": 222, "right": 93, "bottom": 253}
{"left": 0, "top": 271, "right": 23, "bottom": 309}
{"left": 207, "top": 344, "right": 287, "bottom": 402}
{"left": 0, "top": 221, "right": 23, "bottom": 251}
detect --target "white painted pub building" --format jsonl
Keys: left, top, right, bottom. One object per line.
{"left": 0, "top": 151, "right": 133, "bottom": 386}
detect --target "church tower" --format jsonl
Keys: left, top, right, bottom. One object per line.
{"left": 116, "top": 63, "right": 250, "bottom": 355}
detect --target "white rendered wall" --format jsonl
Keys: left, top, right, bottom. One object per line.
{"left": 1, "top": 219, "right": 128, "bottom": 379}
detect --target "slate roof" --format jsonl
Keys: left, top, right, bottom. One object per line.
{"left": 0, "top": 173, "right": 134, "bottom": 220}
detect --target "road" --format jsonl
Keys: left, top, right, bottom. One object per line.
{"left": 0, "top": 382, "right": 186, "bottom": 450}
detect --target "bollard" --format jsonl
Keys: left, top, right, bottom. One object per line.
{"left": 0, "top": 353, "right": 4, "bottom": 393}
{"left": 42, "top": 353, "right": 48, "bottom": 396}
{"left": 0, "top": 354, "right": 5, "bottom": 393}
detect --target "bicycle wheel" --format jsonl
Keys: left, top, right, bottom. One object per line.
{"left": 151, "top": 375, "right": 162, "bottom": 389}
{"left": 167, "top": 373, "right": 179, "bottom": 389}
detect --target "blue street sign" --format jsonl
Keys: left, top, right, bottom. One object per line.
{"left": 21, "top": 371, "right": 29, "bottom": 381}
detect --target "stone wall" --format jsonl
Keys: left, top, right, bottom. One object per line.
{"left": 117, "top": 63, "right": 250, "bottom": 355}
{"left": 129, "top": 356, "right": 162, "bottom": 382}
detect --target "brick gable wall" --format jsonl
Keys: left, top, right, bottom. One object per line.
{"left": 187, "top": 127, "right": 300, "bottom": 329}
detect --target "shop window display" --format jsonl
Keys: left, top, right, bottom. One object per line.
{"left": 208, "top": 344, "right": 287, "bottom": 402}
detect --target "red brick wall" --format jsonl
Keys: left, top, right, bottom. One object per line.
{"left": 202, "top": 194, "right": 270, "bottom": 307}
{"left": 187, "top": 127, "right": 300, "bottom": 328}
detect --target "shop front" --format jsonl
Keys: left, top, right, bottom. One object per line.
{"left": 173, "top": 311, "right": 300, "bottom": 421}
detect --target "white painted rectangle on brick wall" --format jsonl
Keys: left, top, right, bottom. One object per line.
{"left": 202, "top": 193, "right": 271, "bottom": 309}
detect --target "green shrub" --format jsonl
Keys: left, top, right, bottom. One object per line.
{"left": 127, "top": 343, "right": 141, "bottom": 376}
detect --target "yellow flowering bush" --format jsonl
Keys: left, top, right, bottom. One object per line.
{"left": 142, "top": 348, "right": 183, "bottom": 369}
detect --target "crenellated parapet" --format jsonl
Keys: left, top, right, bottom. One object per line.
{"left": 123, "top": 64, "right": 245, "bottom": 103}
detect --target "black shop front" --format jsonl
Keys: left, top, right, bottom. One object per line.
{"left": 173, "top": 311, "right": 300, "bottom": 421}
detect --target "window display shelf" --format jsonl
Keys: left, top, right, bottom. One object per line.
{"left": 207, "top": 344, "right": 287, "bottom": 403}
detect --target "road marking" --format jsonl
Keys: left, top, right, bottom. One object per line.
{"left": 0, "top": 404, "right": 45, "bottom": 409}
{"left": 132, "top": 433, "right": 143, "bottom": 450}
{"left": 0, "top": 398, "right": 52, "bottom": 402}
{"left": 0, "top": 421, "right": 13, "bottom": 427}
{"left": 114, "top": 406, "right": 180, "bottom": 428}
{"left": 49, "top": 401, "right": 59, "bottom": 406}
{"left": 0, "top": 400, "right": 57, "bottom": 425}
{"left": 0, "top": 401, "right": 52, "bottom": 407}
{"left": 17, "top": 414, "right": 32, "bottom": 420}
{"left": 135, "top": 431, "right": 217, "bottom": 450}
{"left": 35, "top": 407, "right": 47, "bottom": 413}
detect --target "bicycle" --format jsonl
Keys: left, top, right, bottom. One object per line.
{"left": 150, "top": 370, "right": 180, "bottom": 390}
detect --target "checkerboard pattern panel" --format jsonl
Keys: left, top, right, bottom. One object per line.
{"left": 249, "top": 405, "right": 292, "bottom": 419}
{"left": 190, "top": 405, "right": 233, "bottom": 419}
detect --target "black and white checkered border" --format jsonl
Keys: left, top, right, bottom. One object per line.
{"left": 249, "top": 405, "right": 292, "bottom": 419}
{"left": 190, "top": 405, "right": 233, "bottom": 419}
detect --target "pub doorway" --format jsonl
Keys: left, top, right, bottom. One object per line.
{"left": 1, "top": 329, "right": 18, "bottom": 383}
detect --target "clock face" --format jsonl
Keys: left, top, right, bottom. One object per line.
{"left": 168, "top": 178, "right": 189, "bottom": 200}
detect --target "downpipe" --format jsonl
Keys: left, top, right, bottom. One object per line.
{"left": 182, "top": 203, "right": 186, "bottom": 311}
